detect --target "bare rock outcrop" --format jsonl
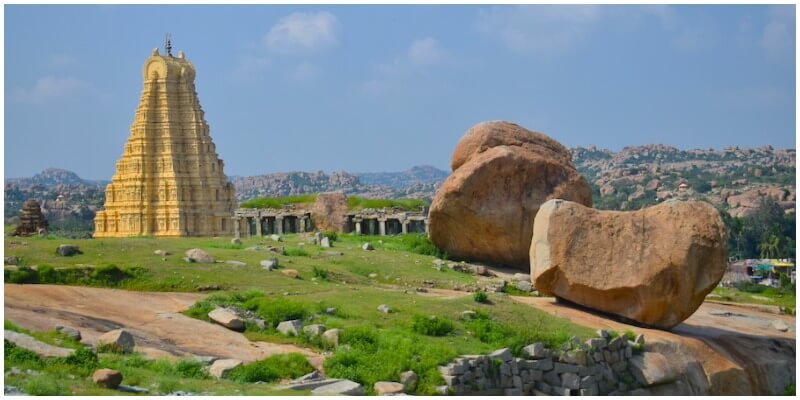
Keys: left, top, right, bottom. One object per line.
{"left": 429, "top": 121, "right": 592, "bottom": 269}
{"left": 311, "top": 192, "right": 349, "bottom": 232}
{"left": 530, "top": 199, "right": 728, "bottom": 329}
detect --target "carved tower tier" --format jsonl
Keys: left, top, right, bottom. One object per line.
{"left": 94, "top": 48, "right": 236, "bottom": 237}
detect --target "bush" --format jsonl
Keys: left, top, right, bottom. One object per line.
{"left": 227, "top": 353, "right": 313, "bottom": 383}
{"left": 412, "top": 315, "right": 454, "bottom": 337}
{"left": 184, "top": 300, "right": 215, "bottom": 321}
{"left": 63, "top": 346, "right": 99, "bottom": 368}
{"left": 473, "top": 291, "right": 489, "bottom": 304}
{"left": 4, "top": 340, "right": 43, "bottom": 367}
{"left": 323, "top": 230, "right": 339, "bottom": 242}
{"left": 6, "top": 267, "right": 39, "bottom": 284}
{"left": 284, "top": 247, "right": 309, "bottom": 257}
{"left": 242, "top": 298, "right": 309, "bottom": 328}
{"left": 23, "top": 375, "right": 67, "bottom": 395}
{"left": 312, "top": 266, "right": 329, "bottom": 280}
{"left": 91, "top": 264, "right": 133, "bottom": 286}
{"left": 399, "top": 234, "right": 445, "bottom": 258}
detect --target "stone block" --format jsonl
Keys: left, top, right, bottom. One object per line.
{"left": 276, "top": 319, "right": 303, "bottom": 336}
{"left": 513, "top": 375, "right": 523, "bottom": 388}
{"left": 529, "top": 369, "right": 543, "bottom": 381}
{"left": 489, "top": 347, "right": 513, "bottom": 362}
{"left": 608, "top": 336, "right": 624, "bottom": 351}
{"left": 442, "top": 375, "right": 458, "bottom": 386}
{"left": 374, "top": 381, "right": 404, "bottom": 396}
{"left": 544, "top": 370, "right": 561, "bottom": 386}
{"left": 552, "top": 386, "right": 572, "bottom": 396}
{"left": 580, "top": 375, "right": 596, "bottom": 388}
{"left": 562, "top": 372, "right": 581, "bottom": 390}
{"left": 510, "top": 359, "right": 519, "bottom": 375}
{"left": 585, "top": 338, "right": 607, "bottom": 350}
{"left": 580, "top": 385, "right": 598, "bottom": 396}
{"left": 208, "top": 308, "right": 245, "bottom": 331}
{"left": 629, "top": 352, "right": 677, "bottom": 387}
{"left": 536, "top": 381, "right": 552, "bottom": 394}
{"left": 612, "top": 360, "right": 627, "bottom": 373}
{"left": 532, "top": 357, "right": 553, "bottom": 371}
{"left": 625, "top": 346, "right": 633, "bottom": 359}
{"left": 400, "top": 370, "right": 418, "bottom": 392}
{"left": 500, "top": 363, "right": 511, "bottom": 376}
{"left": 311, "top": 379, "right": 365, "bottom": 395}
{"left": 303, "top": 324, "right": 326, "bottom": 337}
{"left": 593, "top": 351, "right": 604, "bottom": 363}
{"left": 554, "top": 362, "right": 579, "bottom": 374}
{"left": 504, "top": 387, "right": 523, "bottom": 396}
{"left": 321, "top": 328, "right": 340, "bottom": 347}
{"left": 522, "top": 342, "right": 548, "bottom": 359}
{"left": 520, "top": 369, "right": 530, "bottom": 383}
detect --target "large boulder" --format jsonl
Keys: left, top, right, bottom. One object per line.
{"left": 311, "top": 192, "right": 349, "bottom": 232}
{"left": 92, "top": 369, "right": 123, "bottom": 389}
{"left": 185, "top": 248, "right": 214, "bottom": 263}
{"left": 530, "top": 199, "right": 728, "bottom": 329}
{"left": 97, "top": 329, "right": 135, "bottom": 353}
{"left": 208, "top": 308, "right": 245, "bottom": 331}
{"left": 429, "top": 121, "right": 592, "bottom": 270}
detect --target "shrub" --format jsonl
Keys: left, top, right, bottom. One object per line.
{"left": 6, "top": 267, "right": 39, "bottom": 284}
{"left": 96, "top": 343, "right": 125, "bottom": 354}
{"left": 63, "top": 346, "right": 99, "bottom": 368}
{"left": 412, "top": 315, "right": 454, "bottom": 337}
{"left": 4, "top": 340, "right": 43, "bottom": 367}
{"left": 399, "top": 234, "right": 445, "bottom": 258}
{"left": 23, "top": 375, "right": 67, "bottom": 395}
{"left": 323, "top": 230, "right": 339, "bottom": 242}
{"left": 90, "top": 264, "right": 133, "bottom": 286}
{"left": 623, "top": 330, "right": 636, "bottom": 341}
{"left": 312, "top": 266, "right": 329, "bottom": 280}
{"left": 243, "top": 298, "right": 309, "bottom": 328}
{"left": 227, "top": 353, "right": 313, "bottom": 383}
{"left": 184, "top": 300, "right": 215, "bottom": 321}
{"left": 284, "top": 247, "right": 309, "bottom": 257}
{"left": 473, "top": 291, "right": 489, "bottom": 304}
{"left": 174, "top": 359, "right": 209, "bottom": 379}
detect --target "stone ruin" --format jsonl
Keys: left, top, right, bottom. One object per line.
{"left": 233, "top": 192, "right": 428, "bottom": 238}
{"left": 14, "top": 199, "right": 48, "bottom": 236}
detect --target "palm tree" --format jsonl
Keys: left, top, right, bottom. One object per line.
{"left": 758, "top": 234, "right": 781, "bottom": 259}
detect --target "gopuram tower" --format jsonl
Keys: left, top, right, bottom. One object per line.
{"left": 94, "top": 41, "right": 236, "bottom": 237}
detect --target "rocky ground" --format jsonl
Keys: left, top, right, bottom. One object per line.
{"left": 511, "top": 296, "right": 795, "bottom": 395}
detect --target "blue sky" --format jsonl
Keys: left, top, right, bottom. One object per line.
{"left": 4, "top": 4, "right": 796, "bottom": 180}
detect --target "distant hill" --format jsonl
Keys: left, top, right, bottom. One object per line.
{"left": 355, "top": 165, "right": 449, "bottom": 188}
{"left": 5, "top": 147, "right": 795, "bottom": 234}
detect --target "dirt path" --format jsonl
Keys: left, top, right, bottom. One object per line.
{"left": 512, "top": 296, "right": 796, "bottom": 395}
{"left": 4, "top": 284, "right": 324, "bottom": 369}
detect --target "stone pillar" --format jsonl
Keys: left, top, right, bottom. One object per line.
{"left": 355, "top": 220, "right": 362, "bottom": 235}
{"left": 298, "top": 216, "right": 306, "bottom": 233}
{"left": 276, "top": 216, "right": 284, "bottom": 235}
{"left": 255, "top": 216, "right": 263, "bottom": 237}
{"left": 401, "top": 220, "right": 408, "bottom": 234}
{"left": 378, "top": 219, "right": 387, "bottom": 236}
{"left": 234, "top": 218, "right": 241, "bottom": 239}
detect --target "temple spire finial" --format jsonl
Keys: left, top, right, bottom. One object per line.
{"left": 165, "top": 33, "right": 173, "bottom": 57}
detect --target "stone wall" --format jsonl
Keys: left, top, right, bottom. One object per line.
{"left": 437, "top": 330, "right": 647, "bottom": 396}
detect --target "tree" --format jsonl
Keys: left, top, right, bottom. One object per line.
{"left": 758, "top": 234, "right": 781, "bottom": 259}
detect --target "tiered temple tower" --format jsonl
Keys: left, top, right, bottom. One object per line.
{"left": 94, "top": 46, "right": 236, "bottom": 237}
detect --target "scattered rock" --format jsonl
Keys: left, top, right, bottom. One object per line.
{"left": 303, "top": 324, "right": 327, "bottom": 337}
{"left": 629, "top": 352, "right": 677, "bottom": 386}
{"left": 461, "top": 310, "right": 477, "bottom": 320}
{"left": 184, "top": 248, "right": 214, "bottom": 263}
{"left": 154, "top": 250, "right": 170, "bottom": 256}
{"left": 270, "top": 234, "right": 282, "bottom": 242}
{"left": 362, "top": 243, "right": 374, "bottom": 251}
{"left": 400, "top": 370, "right": 418, "bottom": 392}
{"left": 377, "top": 304, "right": 392, "bottom": 313}
{"left": 97, "top": 329, "right": 135, "bottom": 353}
{"left": 320, "top": 237, "right": 331, "bottom": 248}
{"left": 325, "top": 307, "right": 337, "bottom": 316}
{"left": 512, "top": 273, "right": 530, "bottom": 282}
{"left": 92, "top": 369, "right": 123, "bottom": 389}
{"left": 55, "top": 325, "right": 82, "bottom": 341}
{"left": 277, "top": 320, "right": 303, "bottom": 336}
{"left": 225, "top": 260, "right": 247, "bottom": 267}
{"left": 531, "top": 199, "right": 728, "bottom": 329}
{"left": 117, "top": 384, "right": 150, "bottom": 394}
{"left": 429, "top": 121, "right": 593, "bottom": 270}
{"left": 231, "top": 237, "right": 242, "bottom": 245}
{"left": 311, "top": 379, "right": 365, "bottom": 395}
{"left": 261, "top": 258, "right": 279, "bottom": 270}
{"left": 368, "top": 273, "right": 378, "bottom": 278}
{"left": 522, "top": 343, "right": 548, "bottom": 359}
{"left": 5, "top": 256, "right": 19, "bottom": 265}
{"left": 4, "top": 331, "right": 75, "bottom": 358}
{"left": 374, "top": 381, "right": 405, "bottom": 396}
{"left": 771, "top": 320, "right": 790, "bottom": 332}
{"left": 322, "top": 328, "right": 341, "bottom": 347}
{"left": 281, "top": 269, "right": 299, "bottom": 279}
{"left": 515, "top": 280, "right": 533, "bottom": 292}
{"left": 208, "top": 308, "right": 245, "bottom": 331}
{"left": 209, "top": 359, "right": 243, "bottom": 379}
{"left": 56, "top": 244, "right": 81, "bottom": 257}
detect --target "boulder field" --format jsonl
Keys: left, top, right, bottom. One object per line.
{"left": 530, "top": 199, "right": 728, "bottom": 329}
{"left": 429, "top": 121, "right": 592, "bottom": 270}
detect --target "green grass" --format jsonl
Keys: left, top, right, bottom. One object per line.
{"left": 346, "top": 196, "right": 428, "bottom": 211}
{"left": 227, "top": 353, "right": 313, "bottom": 383}
{"left": 5, "top": 231, "right": 595, "bottom": 395}
{"left": 239, "top": 194, "right": 317, "bottom": 209}
{"left": 711, "top": 285, "right": 796, "bottom": 313}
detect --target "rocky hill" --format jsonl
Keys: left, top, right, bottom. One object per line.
{"left": 5, "top": 145, "right": 794, "bottom": 230}
{"left": 573, "top": 144, "right": 796, "bottom": 217}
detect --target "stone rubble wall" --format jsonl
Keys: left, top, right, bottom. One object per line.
{"left": 438, "top": 332, "right": 647, "bottom": 396}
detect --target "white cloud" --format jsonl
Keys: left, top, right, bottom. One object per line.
{"left": 476, "top": 5, "right": 603, "bottom": 55}
{"left": 359, "top": 37, "right": 447, "bottom": 96}
{"left": 10, "top": 76, "right": 86, "bottom": 104}
{"left": 264, "top": 11, "right": 340, "bottom": 53}
{"left": 230, "top": 56, "right": 271, "bottom": 82}
{"left": 408, "top": 37, "right": 444, "bottom": 66}
{"left": 289, "top": 62, "right": 319, "bottom": 81}
{"left": 761, "top": 6, "right": 795, "bottom": 58}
